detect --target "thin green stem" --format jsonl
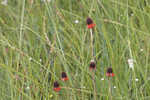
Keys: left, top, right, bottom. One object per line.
{"left": 90, "top": 28, "right": 96, "bottom": 100}
{"left": 90, "top": 29, "right": 94, "bottom": 58}
{"left": 92, "top": 71, "right": 97, "bottom": 100}
{"left": 108, "top": 78, "right": 112, "bottom": 100}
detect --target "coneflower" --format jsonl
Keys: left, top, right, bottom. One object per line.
{"left": 106, "top": 67, "right": 115, "bottom": 77}
{"left": 89, "top": 59, "right": 97, "bottom": 100}
{"left": 89, "top": 60, "right": 96, "bottom": 70}
{"left": 106, "top": 67, "right": 114, "bottom": 100}
{"left": 86, "top": 17, "right": 96, "bottom": 29}
{"left": 53, "top": 81, "right": 61, "bottom": 92}
{"left": 61, "top": 72, "right": 69, "bottom": 81}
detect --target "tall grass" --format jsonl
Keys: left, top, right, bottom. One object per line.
{"left": 0, "top": 0, "right": 150, "bottom": 99}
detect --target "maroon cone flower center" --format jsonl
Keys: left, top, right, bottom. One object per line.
{"left": 86, "top": 17, "right": 96, "bottom": 29}
{"left": 106, "top": 67, "right": 114, "bottom": 77}
{"left": 53, "top": 81, "right": 61, "bottom": 92}
{"left": 61, "top": 72, "right": 68, "bottom": 81}
{"left": 107, "top": 68, "right": 113, "bottom": 73}
{"left": 90, "top": 60, "right": 96, "bottom": 70}
{"left": 62, "top": 72, "right": 67, "bottom": 78}
{"left": 54, "top": 81, "right": 59, "bottom": 88}
{"left": 86, "top": 18, "right": 93, "bottom": 25}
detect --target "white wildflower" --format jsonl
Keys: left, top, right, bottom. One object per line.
{"left": 90, "top": 59, "right": 95, "bottom": 62}
{"left": 80, "top": 86, "right": 86, "bottom": 89}
{"left": 1, "top": 0, "right": 8, "bottom": 6}
{"left": 49, "top": 94, "right": 53, "bottom": 98}
{"left": 75, "top": 20, "right": 79, "bottom": 24}
{"left": 114, "top": 86, "right": 116, "bottom": 88}
{"left": 131, "top": 13, "right": 134, "bottom": 16}
{"left": 82, "top": 86, "right": 86, "bottom": 88}
{"left": 140, "top": 49, "right": 143, "bottom": 52}
{"left": 26, "top": 86, "right": 30, "bottom": 90}
{"left": 47, "top": 0, "right": 51, "bottom": 2}
{"left": 29, "top": 57, "right": 32, "bottom": 61}
{"left": 135, "top": 78, "right": 139, "bottom": 82}
{"left": 40, "top": 59, "right": 42, "bottom": 62}
{"left": 128, "top": 59, "right": 134, "bottom": 69}
{"left": 41, "top": 0, "right": 51, "bottom": 2}
{"left": 101, "top": 78, "right": 104, "bottom": 81}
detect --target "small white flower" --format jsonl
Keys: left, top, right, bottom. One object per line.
{"left": 80, "top": 86, "right": 86, "bottom": 88}
{"left": 75, "top": 20, "right": 79, "bottom": 24}
{"left": 1, "top": 0, "right": 8, "bottom": 6}
{"left": 114, "top": 86, "right": 116, "bottom": 88}
{"left": 47, "top": 0, "right": 51, "bottom": 2}
{"left": 26, "top": 86, "right": 30, "bottom": 90}
{"left": 29, "top": 57, "right": 32, "bottom": 61}
{"left": 90, "top": 59, "right": 95, "bottom": 62}
{"left": 135, "top": 78, "right": 139, "bottom": 82}
{"left": 140, "top": 49, "right": 143, "bottom": 52}
{"left": 41, "top": 0, "right": 51, "bottom": 2}
{"left": 101, "top": 78, "right": 104, "bottom": 81}
{"left": 82, "top": 86, "right": 86, "bottom": 88}
{"left": 128, "top": 59, "right": 134, "bottom": 69}
{"left": 131, "top": 13, "right": 134, "bottom": 16}
{"left": 40, "top": 59, "right": 42, "bottom": 62}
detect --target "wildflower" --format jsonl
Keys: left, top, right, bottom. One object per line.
{"left": 82, "top": 86, "right": 86, "bottom": 88}
{"left": 131, "top": 13, "right": 134, "bottom": 16}
{"left": 128, "top": 59, "right": 134, "bottom": 69}
{"left": 140, "top": 49, "right": 143, "bottom": 52}
{"left": 49, "top": 94, "right": 53, "bottom": 98}
{"left": 40, "top": 59, "right": 42, "bottom": 62}
{"left": 101, "top": 78, "right": 104, "bottom": 81}
{"left": 89, "top": 59, "right": 96, "bottom": 70}
{"left": 41, "top": 0, "right": 51, "bottom": 2}
{"left": 75, "top": 20, "right": 79, "bottom": 24}
{"left": 114, "top": 86, "right": 116, "bottom": 88}
{"left": 29, "top": 57, "right": 32, "bottom": 61}
{"left": 53, "top": 81, "right": 61, "bottom": 92}
{"left": 26, "top": 86, "right": 30, "bottom": 90}
{"left": 106, "top": 67, "right": 115, "bottom": 77}
{"left": 61, "top": 72, "right": 69, "bottom": 81}
{"left": 86, "top": 17, "right": 96, "bottom": 29}
{"left": 135, "top": 78, "right": 139, "bottom": 82}
{"left": 47, "top": 0, "right": 51, "bottom": 2}
{"left": 1, "top": 0, "right": 7, "bottom": 6}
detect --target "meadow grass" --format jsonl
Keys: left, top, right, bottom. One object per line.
{"left": 0, "top": 0, "right": 150, "bottom": 100}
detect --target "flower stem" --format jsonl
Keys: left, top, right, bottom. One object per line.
{"left": 108, "top": 78, "right": 112, "bottom": 100}
{"left": 90, "top": 28, "right": 96, "bottom": 100}
{"left": 129, "top": 69, "right": 133, "bottom": 99}
{"left": 92, "top": 71, "right": 97, "bottom": 100}
{"left": 90, "top": 29, "right": 94, "bottom": 57}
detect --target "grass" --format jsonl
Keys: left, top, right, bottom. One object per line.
{"left": 0, "top": 0, "right": 150, "bottom": 99}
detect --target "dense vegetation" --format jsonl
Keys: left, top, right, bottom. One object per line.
{"left": 0, "top": 0, "right": 150, "bottom": 99}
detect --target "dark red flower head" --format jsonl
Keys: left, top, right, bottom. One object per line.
{"left": 106, "top": 67, "right": 114, "bottom": 77}
{"left": 53, "top": 81, "right": 61, "bottom": 92}
{"left": 86, "top": 17, "right": 96, "bottom": 29}
{"left": 61, "top": 72, "right": 69, "bottom": 81}
{"left": 89, "top": 60, "right": 96, "bottom": 70}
